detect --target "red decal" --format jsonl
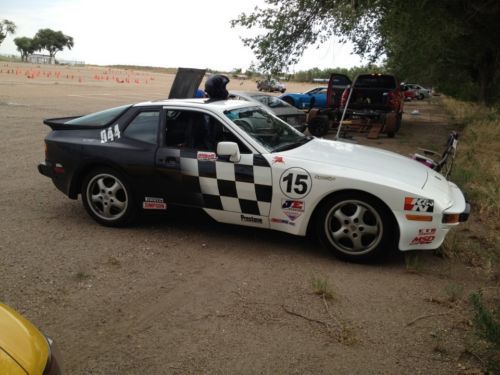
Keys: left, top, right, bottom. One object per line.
{"left": 404, "top": 197, "right": 414, "bottom": 211}
{"left": 143, "top": 202, "right": 167, "bottom": 210}
{"left": 197, "top": 152, "right": 217, "bottom": 161}
{"left": 272, "top": 156, "right": 284, "bottom": 164}
{"left": 410, "top": 235, "right": 435, "bottom": 245}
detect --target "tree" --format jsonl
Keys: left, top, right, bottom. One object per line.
{"left": 232, "top": 0, "right": 500, "bottom": 103}
{"left": 33, "top": 28, "right": 74, "bottom": 60}
{"left": 14, "top": 37, "right": 36, "bottom": 61}
{"left": 0, "top": 19, "right": 16, "bottom": 46}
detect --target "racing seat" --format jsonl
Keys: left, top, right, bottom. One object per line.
{"left": 411, "top": 131, "right": 458, "bottom": 178}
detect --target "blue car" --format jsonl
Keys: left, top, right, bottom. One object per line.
{"left": 280, "top": 86, "right": 328, "bottom": 110}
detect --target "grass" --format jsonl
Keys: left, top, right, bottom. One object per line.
{"left": 444, "top": 283, "right": 464, "bottom": 303}
{"left": 311, "top": 276, "right": 334, "bottom": 300}
{"left": 468, "top": 292, "right": 500, "bottom": 372}
{"left": 404, "top": 251, "right": 422, "bottom": 273}
{"left": 431, "top": 329, "right": 448, "bottom": 354}
{"left": 74, "top": 271, "right": 91, "bottom": 281}
{"left": 441, "top": 98, "right": 500, "bottom": 269}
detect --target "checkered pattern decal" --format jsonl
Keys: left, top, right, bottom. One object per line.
{"left": 167, "top": 150, "right": 273, "bottom": 216}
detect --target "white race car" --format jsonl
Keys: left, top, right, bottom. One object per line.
{"left": 39, "top": 99, "right": 470, "bottom": 262}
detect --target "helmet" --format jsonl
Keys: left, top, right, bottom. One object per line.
{"left": 205, "top": 74, "right": 230, "bottom": 100}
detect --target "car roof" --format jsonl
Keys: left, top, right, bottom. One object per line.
{"left": 230, "top": 91, "right": 275, "bottom": 98}
{"left": 134, "top": 98, "right": 257, "bottom": 113}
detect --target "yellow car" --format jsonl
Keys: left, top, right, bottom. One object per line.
{"left": 0, "top": 303, "right": 62, "bottom": 375}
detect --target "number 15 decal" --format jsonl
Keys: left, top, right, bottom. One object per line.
{"left": 279, "top": 168, "right": 312, "bottom": 198}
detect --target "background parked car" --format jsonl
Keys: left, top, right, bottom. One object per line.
{"left": 279, "top": 86, "right": 328, "bottom": 109}
{"left": 256, "top": 79, "right": 286, "bottom": 93}
{"left": 403, "top": 85, "right": 417, "bottom": 101}
{"left": 229, "top": 91, "right": 307, "bottom": 132}
{"left": 406, "top": 83, "right": 431, "bottom": 99}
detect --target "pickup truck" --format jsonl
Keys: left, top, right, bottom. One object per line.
{"left": 307, "top": 73, "right": 404, "bottom": 138}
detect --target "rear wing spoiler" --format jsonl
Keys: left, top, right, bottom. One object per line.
{"left": 43, "top": 116, "right": 102, "bottom": 130}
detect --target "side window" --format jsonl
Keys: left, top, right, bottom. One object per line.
{"left": 123, "top": 111, "right": 160, "bottom": 144}
{"left": 165, "top": 110, "right": 251, "bottom": 153}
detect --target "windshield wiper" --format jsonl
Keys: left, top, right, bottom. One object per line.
{"left": 271, "top": 136, "right": 312, "bottom": 153}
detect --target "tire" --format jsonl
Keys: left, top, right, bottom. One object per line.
{"left": 387, "top": 131, "right": 395, "bottom": 138}
{"left": 308, "top": 116, "right": 329, "bottom": 137}
{"left": 395, "top": 113, "right": 402, "bottom": 132}
{"left": 81, "top": 167, "right": 137, "bottom": 227}
{"left": 315, "top": 191, "right": 397, "bottom": 262}
{"left": 418, "top": 93, "right": 424, "bottom": 100}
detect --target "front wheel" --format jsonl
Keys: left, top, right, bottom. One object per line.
{"left": 315, "top": 192, "right": 397, "bottom": 262}
{"left": 81, "top": 167, "right": 137, "bottom": 227}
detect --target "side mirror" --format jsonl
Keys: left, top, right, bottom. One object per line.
{"left": 217, "top": 141, "right": 241, "bottom": 163}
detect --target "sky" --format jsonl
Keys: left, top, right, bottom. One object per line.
{"left": 0, "top": 0, "right": 363, "bottom": 72}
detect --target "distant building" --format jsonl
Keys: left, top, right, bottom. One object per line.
{"left": 27, "top": 54, "right": 54, "bottom": 64}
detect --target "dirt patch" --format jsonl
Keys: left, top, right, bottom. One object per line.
{"left": 0, "top": 63, "right": 492, "bottom": 374}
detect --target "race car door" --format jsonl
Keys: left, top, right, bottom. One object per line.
{"left": 155, "top": 109, "right": 272, "bottom": 225}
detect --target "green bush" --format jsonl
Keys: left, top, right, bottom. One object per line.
{"left": 469, "top": 292, "right": 500, "bottom": 371}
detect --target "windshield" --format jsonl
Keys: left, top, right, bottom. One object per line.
{"left": 224, "top": 106, "right": 311, "bottom": 152}
{"left": 65, "top": 104, "right": 131, "bottom": 126}
{"left": 251, "top": 95, "right": 290, "bottom": 109}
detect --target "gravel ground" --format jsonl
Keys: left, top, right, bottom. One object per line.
{"left": 0, "top": 62, "right": 487, "bottom": 374}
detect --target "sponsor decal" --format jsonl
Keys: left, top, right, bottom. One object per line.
{"left": 281, "top": 199, "right": 304, "bottom": 221}
{"left": 404, "top": 197, "right": 434, "bottom": 212}
{"left": 281, "top": 199, "right": 304, "bottom": 211}
{"left": 410, "top": 235, "right": 435, "bottom": 245}
{"left": 100, "top": 124, "right": 121, "bottom": 143}
{"left": 418, "top": 228, "right": 436, "bottom": 235}
{"left": 271, "top": 217, "right": 295, "bottom": 226}
{"left": 197, "top": 151, "right": 217, "bottom": 162}
{"left": 279, "top": 168, "right": 312, "bottom": 199}
{"left": 284, "top": 211, "right": 301, "bottom": 221}
{"left": 314, "top": 175, "right": 336, "bottom": 181}
{"left": 240, "top": 214, "right": 263, "bottom": 224}
{"left": 142, "top": 197, "right": 167, "bottom": 210}
{"left": 272, "top": 156, "right": 285, "bottom": 164}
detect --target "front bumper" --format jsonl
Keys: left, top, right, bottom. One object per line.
{"left": 459, "top": 202, "right": 471, "bottom": 222}
{"left": 43, "top": 336, "right": 63, "bottom": 375}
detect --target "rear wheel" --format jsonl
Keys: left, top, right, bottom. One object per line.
{"left": 308, "top": 116, "right": 330, "bottom": 137}
{"left": 81, "top": 167, "right": 137, "bottom": 227}
{"left": 395, "top": 113, "right": 402, "bottom": 132}
{"left": 315, "top": 192, "right": 397, "bottom": 262}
